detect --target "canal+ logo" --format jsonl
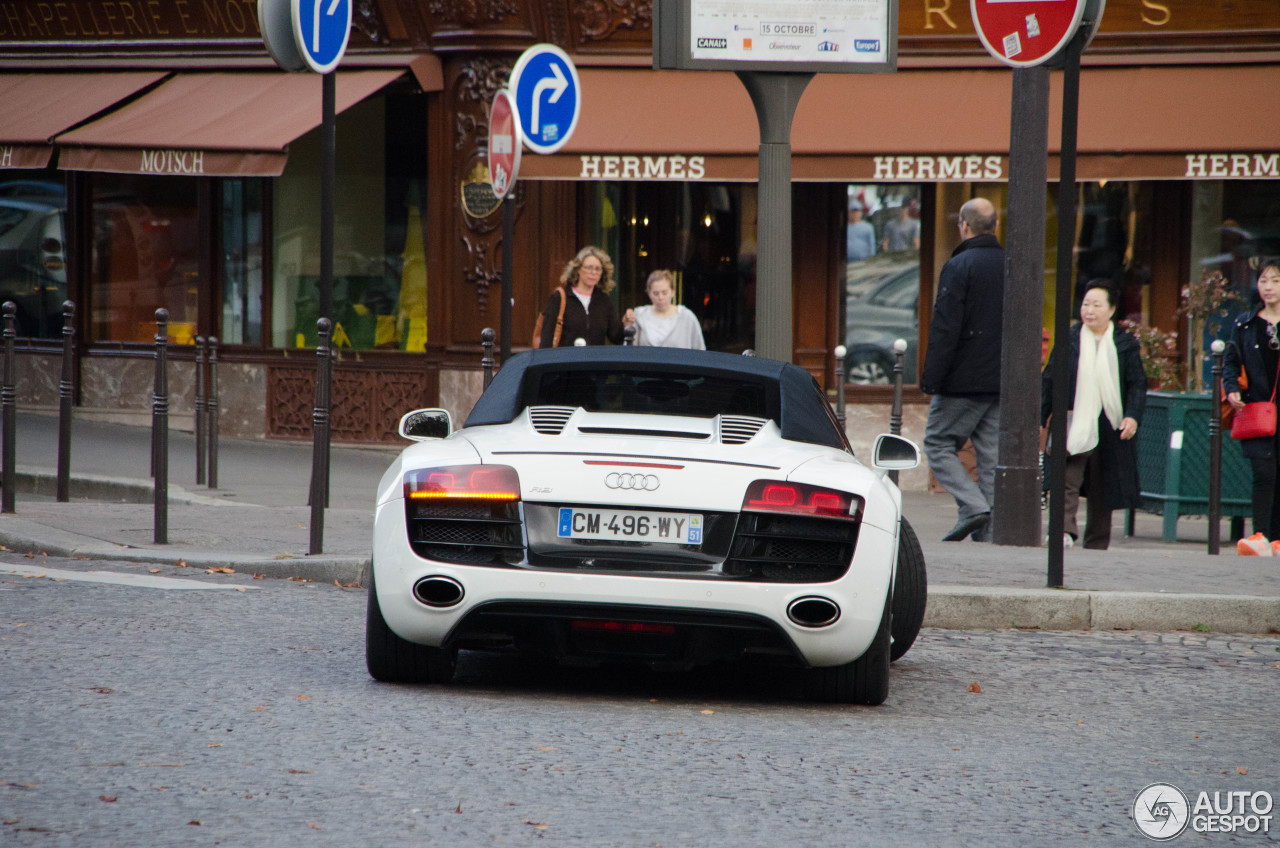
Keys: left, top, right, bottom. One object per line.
{"left": 697, "top": 37, "right": 727, "bottom": 49}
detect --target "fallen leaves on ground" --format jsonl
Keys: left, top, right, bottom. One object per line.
{"left": 524, "top": 820, "right": 549, "bottom": 830}
{"left": 700, "top": 710, "right": 715, "bottom": 715}
{"left": 98, "top": 796, "right": 116, "bottom": 803}
{"left": 206, "top": 567, "right": 235, "bottom": 574}
{"left": 274, "top": 553, "right": 295, "bottom": 560}
{"left": 89, "top": 687, "right": 114, "bottom": 695}
{"left": 333, "top": 579, "right": 361, "bottom": 588}
{"left": 1238, "top": 767, "right": 1249, "bottom": 775}
{"left": 966, "top": 682, "right": 983, "bottom": 694}
{"left": 296, "top": 695, "right": 310, "bottom": 700}
{"left": 175, "top": 560, "right": 187, "bottom": 567}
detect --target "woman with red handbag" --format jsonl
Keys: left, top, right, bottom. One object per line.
{"left": 1223, "top": 260, "right": 1280, "bottom": 553}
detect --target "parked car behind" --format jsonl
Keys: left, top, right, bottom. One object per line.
{"left": 845, "top": 260, "right": 919, "bottom": 385}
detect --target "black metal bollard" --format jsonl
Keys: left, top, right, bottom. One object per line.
{"left": 481, "top": 327, "right": 495, "bottom": 389}
{"left": 834, "top": 344, "right": 847, "bottom": 431}
{"left": 56, "top": 301, "right": 75, "bottom": 503}
{"left": 309, "top": 320, "right": 332, "bottom": 555}
{"left": 195, "top": 336, "right": 206, "bottom": 485}
{"left": 889, "top": 338, "right": 907, "bottom": 485}
{"left": 1208, "top": 340, "right": 1225, "bottom": 555}
{"left": 152, "top": 309, "right": 169, "bottom": 544}
{"left": 1, "top": 302, "right": 15, "bottom": 514}
{"left": 207, "top": 337, "right": 219, "bottom": 490}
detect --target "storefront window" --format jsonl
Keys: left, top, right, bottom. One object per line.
{"left": 90, "top": 173, "right": 199, "bottom": 344}
{"left": 271, "top": 88, "right": 427, "bottom": 351}
{"left": 1188, "top": 180, "right": 1277, "bottom": 383}
{"left": 0, "top": 170, "right": 67, "bottom": 339}
{"left": 592, "top": 181, "right": 756, "bottom": 353}
{"left": 221, "top": 178, "right": 264, "bottom": 345}
{"left": 843, "top": 184, "right": 921, "bottom": 384}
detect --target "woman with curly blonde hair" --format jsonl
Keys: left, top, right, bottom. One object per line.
{"left": 538, "top": 246, "right": 633, "bottom": 347}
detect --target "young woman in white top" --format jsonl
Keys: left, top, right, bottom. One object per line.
{"left": 625, "top": 270, "right": 706, "bottom": 350}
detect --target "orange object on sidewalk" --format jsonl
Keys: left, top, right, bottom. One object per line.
{"left": 1237, "top": 533, "right": 1274, "bottom": 556}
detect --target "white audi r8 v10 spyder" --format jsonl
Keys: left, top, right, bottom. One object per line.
{"left": 366, "top": 347, "right": 926, "bottom": 704}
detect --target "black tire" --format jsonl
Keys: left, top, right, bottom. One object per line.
{"left": 890, "top": 516, "right": 928, "bottom": 662}
{"left": 365, "top": 571, "right": 457, "bottom": 684}
{"left": 803, "top": 590, "right": 891, "bottom": 705}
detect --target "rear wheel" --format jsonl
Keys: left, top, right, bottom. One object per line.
{"left": 890, "top": 516, "right": 928, "bottom": 662}
{"left": 365, "top": 570, "right": 457, "bottom": 684}
{"left": 803, "top": 591, "right": 890, "bottom": 705}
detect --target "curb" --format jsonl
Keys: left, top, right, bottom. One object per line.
{"left": 12, "top": 468, "right": 244, "bottom": 507}
{"left": 0, "top": 517, "right": 370, "bottom": 586}
{"left": 926, "top": 585, "right": 1280, "bottom": 634}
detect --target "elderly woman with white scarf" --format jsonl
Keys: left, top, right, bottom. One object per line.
{"left": 1040, "top": 282, "right": 1148, "bottom": 549}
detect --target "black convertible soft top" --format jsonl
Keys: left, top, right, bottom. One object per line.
{"left": 464, "top": 347, "right": 847, "bottom": 450}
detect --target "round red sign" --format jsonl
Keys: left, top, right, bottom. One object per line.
{"left": 971, "top": 0, "right": 1089, "bottom": 68}
{"left": 488, "top": 89, "right": 522, "bottom": 201}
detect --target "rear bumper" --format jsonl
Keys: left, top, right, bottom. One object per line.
{"left": 372, "top": 498, "right": 894, "bottom": 668}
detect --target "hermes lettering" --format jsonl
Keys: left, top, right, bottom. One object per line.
{"left": 1185, "top": 154, "right": 1280, "bottom": 179}
{"left": 875, "top": 155, "right": 1003, "bottom": 181}
{"left": 579, "top": 155, "right": 708, "bottom": 181}
{"left": 0, "top": 0, "right": 258, "bottom": 40}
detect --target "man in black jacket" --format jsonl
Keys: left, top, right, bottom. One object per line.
{"left": 920, "top": 197, "right": 1004, "bottom": 541}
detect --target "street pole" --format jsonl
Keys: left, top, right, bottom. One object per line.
{"left": 736, "top": 71, "right": 812, "bottom": 364}
{"left": 1047, "top": 31, "right": 1086, "bottom": 584}
{"left": 991, "top": 66, "right": 1049, "bottom": 549}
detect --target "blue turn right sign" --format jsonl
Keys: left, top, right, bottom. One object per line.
{"left": 293, "top": 0, "right": 352, "bottom": 74}
{"left": 508, "top": 44, "right": 581, "bottom": 155}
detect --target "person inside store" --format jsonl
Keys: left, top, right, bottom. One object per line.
{"left": 1223, "top": 259, "right": 1280, "bottom": 555}
{"left": 846, "top": 204, "right": 876, "bottom": 262}
{"left": 881, "top": 202, "right": 920, "bottom": 252}
{"left": 623, "top": 269, "right": 706, "bottom": 350}
{"left": 1040, "top": 281, "right": 1147, "bottom": 550}
{"left": 538, "top": 246, "right": 633, "bottom": 347}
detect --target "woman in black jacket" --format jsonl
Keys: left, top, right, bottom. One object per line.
{"left": 539, "top": 246, "right": 632, "bottom": 348}
{"left": 1223, "top": 260, "right": 1280, "bottom": 549}
{"left": 1040, "top": 281, "right": 1147, "bottom": 549}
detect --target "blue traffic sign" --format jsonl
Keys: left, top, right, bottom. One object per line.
{"left": 293, "top": 0, "right": 352, "bottom": 74}
{"left": 508, "top": 44, "right": 581, "bottom": 155}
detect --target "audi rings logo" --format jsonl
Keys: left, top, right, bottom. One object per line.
{"left": 605, "top": 473, "right": 660, "bottom": 491}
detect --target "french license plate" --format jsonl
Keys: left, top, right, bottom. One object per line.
{"left": 557, "top": 507, "right": 703, "bottom": 545}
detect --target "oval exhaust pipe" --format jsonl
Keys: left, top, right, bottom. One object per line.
{"left": 413, "top": 575, "right": 465, "bottom": 608}
{"left": 787, "top": 596, "right": 841, "bottom": 628}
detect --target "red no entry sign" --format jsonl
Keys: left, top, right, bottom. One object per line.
{"left": 488, "top": 89, "right": 522, "bottom": 201}
{"left": 971, "top": 0, "right": 1089, "bottom": 67}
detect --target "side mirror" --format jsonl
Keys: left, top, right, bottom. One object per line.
{"left": 871, "top": 434, "right": 920, "bottom": 471}
{"left": 398, "top": 408, "right": 452, "bottom": 441}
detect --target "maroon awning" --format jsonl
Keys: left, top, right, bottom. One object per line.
{"left": 0, "top": 72, "right": 166, "bottom": 169}
{"left": 57, "top": 70, "right": 407, "bottom": 177}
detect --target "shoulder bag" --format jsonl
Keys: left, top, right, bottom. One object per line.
{"left": 1231, "top": 353, "right": 1280, "bottom": 441}
{"left": 532, "top": 288, "right": 566, "bottom": 349}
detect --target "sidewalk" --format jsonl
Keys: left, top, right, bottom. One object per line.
{"left": 2, "top": 411, "right": 1278, "bottom": 633}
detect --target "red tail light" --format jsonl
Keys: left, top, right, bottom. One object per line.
{"left": 742, "top": 480, "right": 861, "bottom": 519}
{"left": 404, "top": 465, "right": 521, "bottom": 501}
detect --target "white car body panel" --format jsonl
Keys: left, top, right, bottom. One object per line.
{"left": 372, "top": 407, "right": 902, "bottom": 668}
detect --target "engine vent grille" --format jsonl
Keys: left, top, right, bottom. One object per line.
{"left": 406, "top": 500, "right": 524, "bottom": 566}
{"left": 723, "top": 513, "right": 859, "bottom": 582}
{"left": 719, "top": 416, "right": 767, "bottom": 444}
{"left": 529, "top": 406, "right": 576, "bottom": 435}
